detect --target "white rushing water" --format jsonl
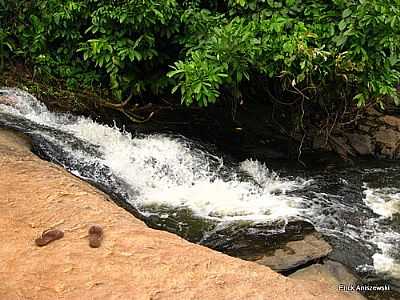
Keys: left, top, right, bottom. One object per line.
{"left": 363, "top": 185, "right": 400, "bottom": 279}
{"left": 0, "top": 88, "right": 307, "bottom": 222}
{"left": 1, "top": 88, "right": 400, "bottom": 281}
{"left": 364, "top": 187, "right": 400, "bottom": 218}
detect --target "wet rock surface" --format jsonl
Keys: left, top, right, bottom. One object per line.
{"left": 380, "top": 115, "right": 400, "bottom": 130}
{"left": 0, "top": 129, "right": 357, "bottom": 300}
{"left": 0, "top": 93, "right": 17, "bottom": 107}
{"left": 289, "top": 260, "right": 366, "bottom": 300}
{"left": 312, "top": 108, "right": 400, "bottom": 159}
{"left": 1, "top": 88, "right": 398, "bottom": 300}
{"left": 345, "top": 133, "right": 374, "bottom": 156}
{"left": 202, "top": 220, "right": 333, "bottom": 273}
{"left": 251, "top": 232, "right": 332, "bottom": 272}
{"left": 374, "top": 128, "right": 400, "bottom": 158}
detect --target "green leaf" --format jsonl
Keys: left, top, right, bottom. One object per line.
{"left": 338, "top": 20, "right": 347, "bottom": 31}
{"left": 171, "top": 83, "right": 181, "bottom": 94}
{"left": 342, "top": 8, "right": 352, "bottom": 19}
{"left": 167, "top": 68, "right": 184, "bottom": 78}
{"left": 393, "top": 94, "right": 400, "bottom": 105}
{"left": 335, "top": 35, "right": 347, "bottom": 46}
{"left": 354, "top": 93, "right": 366, "bottom": 107}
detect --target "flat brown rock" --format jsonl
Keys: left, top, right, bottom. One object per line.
{"left": 289, "top": 261, "right": 366, "bottom": 300}
{"left": 374, "top": 128, "right": 400, "bottom": 150}
{"left": 0, "top": 129, "right": 357, "bottom": 300}
{"left": 380, "top": 115, "right": 400, "bottom": 130}
{"left": 253, "top": 233, "right": 332, "bottom": 271}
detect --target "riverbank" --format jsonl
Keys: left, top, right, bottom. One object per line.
{"left": 0, "top": 128, "right": 365, "bottom": 299}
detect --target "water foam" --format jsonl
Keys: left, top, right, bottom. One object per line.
{"left": 2, "top": 88, "right": 400, "bottom": 281}
{"left": 373, "top": 241, "right": 400, "bottom": 279}
{"left": 364, "top": 186, "right": 400, "bottom": 218}
{"left": 362, "top": 184, "right": 400, "bottom": 278}
{"left": 0, "top": 88, "right": 306, "bottom": 222}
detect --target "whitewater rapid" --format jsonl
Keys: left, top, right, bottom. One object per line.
{"left": 363, "top": 185, "right": 400, "bottom": 279}
{"left": 1, "top": 88, "right": 399, "bottom": 283}
{"left": 0, "top": 88, "right": 308, "bottom": 223}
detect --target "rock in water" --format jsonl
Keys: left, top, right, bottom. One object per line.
{"left": 374, "top": 128, "right": 400, "bottom": 159}
{"left": 289, "top": 260, "right": 366, "bottom": 300}
{"left": 0, "top": 129, "right": 363, "bottom": 300}
{"left": 201, "top": 220, "right": 330, "bottom": 273}
{"left": 289, "top": 260, "right": 359, "bottom": 285}
{"left": 252, "top": 232, "right": 332, "bottom": 272}
{"left": 345, "top": 133, "right": 374, "bottom": 156}
{"left": 0, "top": 95, "right": 17, "bottom": 107}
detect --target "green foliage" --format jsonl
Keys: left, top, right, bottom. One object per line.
{"left": 0, "top": 0, "right": 17, "bottom": 70}
{"left": 2, "top": 0, "right": 179, "bottom": 98}
{"left": 168, "top": 52, "right": 228, "bottom": 106}
{"left": 169, "top": 0, "right": 400, "bottom": 107}
{"left": 0, "top": 28, "right": 13, "bottom": 70}
{"left": 77, "top": 0, "right": 179, "bottom": 98}
{"left": 2, "top": 0, "right": 400, "bottom": 107}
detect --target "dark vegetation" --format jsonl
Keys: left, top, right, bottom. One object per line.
{"left": 1, "top": 1, "right": 400, "bottom": 139}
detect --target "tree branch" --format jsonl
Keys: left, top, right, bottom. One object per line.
{"left": 98, "top": 91, "right": 133, "bottom": 109}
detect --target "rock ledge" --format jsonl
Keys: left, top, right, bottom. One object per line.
{"left": 0, "top": 129, "right": 359, "bottom": 300}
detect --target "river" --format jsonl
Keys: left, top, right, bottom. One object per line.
{"left": 1, "top": 88, "right": 399, "bottom": 298}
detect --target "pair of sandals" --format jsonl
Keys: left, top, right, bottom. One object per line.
{"left": 35, "top": 225, "right": 104, "bottom": 248}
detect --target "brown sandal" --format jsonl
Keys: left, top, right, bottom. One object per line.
{"left": 35, "top": 229, "right": 64, "bottom": 247}
{"left": 88, "top": 225, "right": 103, "bottom": 248}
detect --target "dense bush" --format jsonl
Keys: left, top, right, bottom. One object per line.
{"left": 1, "top": 0, "right": 400, "bottom": 107}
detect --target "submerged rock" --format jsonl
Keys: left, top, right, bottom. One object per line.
{"left": 201, "top": 220, "right": 332, "bottom": 273}
{"left": 201, "top": 220, "right": 315, "bottom": 257}
{"left": 289, "top": 260, "right": 358, "bottom": 285}
{"left": 252, "top": 232, "right": 332, "bottom": 272}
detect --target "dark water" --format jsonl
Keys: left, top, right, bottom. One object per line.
{"left": 1, "top": 88, "right": 400, "bottom": 299}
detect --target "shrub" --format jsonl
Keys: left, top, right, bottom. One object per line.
{"left": 169, "top": 0, "right": 400, "bottom": 107}
{"left": 2, "top": 0, "right": 400, "bottom": 107}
